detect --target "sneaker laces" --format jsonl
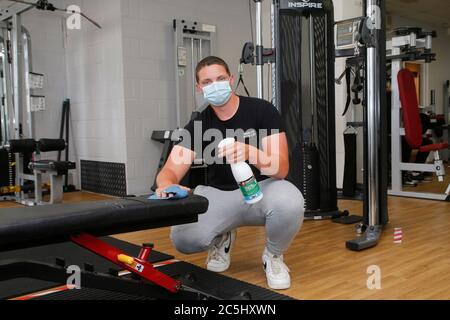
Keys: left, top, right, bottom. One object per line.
{"left": 208, "top": 233, "right": 230, "bottom": 263}
{"left": 208, "top": 245, "right": 227, "bottom": 263}
{"left": 269, "top": 255, "right": 290, "bottom": 275}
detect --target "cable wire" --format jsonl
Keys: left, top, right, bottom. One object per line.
{"left": 249, "top": 0, "right": 255, "bottom": 45}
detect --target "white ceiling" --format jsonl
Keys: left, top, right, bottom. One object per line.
{"left": 387, "top": 0, "right": 450, "bottom": 29}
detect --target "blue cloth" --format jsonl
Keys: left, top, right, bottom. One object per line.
{"left": 148, "top": 186, "right": 189, "bottom": 201}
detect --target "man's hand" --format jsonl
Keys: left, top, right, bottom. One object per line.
{"left": 218, "top": 141, "right": 250, "bottom": 164}
{"left": 156, "top": 185, "right": 191, "bottom": 198}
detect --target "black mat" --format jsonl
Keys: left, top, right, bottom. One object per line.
{"left": 32, "top": 261, "right": 294, "bottom": 301}
{"left": 35, "top": 288, "right": 152, "bottom": 301}
{"left": 159, "top": 261, "right": 294, "bottom": 300}
{"left": 0, "top": 237, "right": 173, "bottom": 299}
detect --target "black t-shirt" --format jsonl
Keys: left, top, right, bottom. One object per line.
{"left": 176, "top": 96, "right": 285, "bottom": 191}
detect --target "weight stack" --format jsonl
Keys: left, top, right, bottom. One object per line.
{"left": 299, "top": 143, "right": 321, "bottom": 211}
{"left": 0, "top": 149, "right": 9, "bottom": 188}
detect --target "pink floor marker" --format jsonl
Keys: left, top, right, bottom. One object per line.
{"left": 394, "top": 228, "right": 403, "bottom": 244}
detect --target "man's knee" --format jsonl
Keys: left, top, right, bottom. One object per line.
{"left": 266, "top": 180, "right": 305, "bottom": 222}
{"left": 170, "top": 226, "right": 212, "bottom": 254}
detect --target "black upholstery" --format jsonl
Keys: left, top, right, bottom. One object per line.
{"left": 0, "top": 196, "right": 208, "bottom": 252}
{"left": 38, "top": 139, "right": 66, "bottom": 152}
{"left": 29, "top": 160, "right": 76, "bottom": 175}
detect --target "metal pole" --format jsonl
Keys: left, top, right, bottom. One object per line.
{"left": 11, "top": 14, "right": 23, "bottom": 198}
{"left": 2, "top": 28, "right": 14, "bottom": 146}
{"left": 390, "top": 47, "right": 402, "bottom": 194}
{"left": 12, "top": 14, "right": 21, "bottom": 140}
{"left": 270, "top": 0, "right": 277, "bottom": 107}
{"left": 22, "top": 28, "right": 33, "bottom": 139}
{"left": 309, "top": 17, "right": 316, "bottom": 142}
{"left": 366, "top": 0, "right": 380, "bottom": 227}
{"left": 0, "top": 45, "right": 6, "bottom": 146}
{"left": 255, "top": 0, "right": 264, "bottom": 99}
{"left": 199, "top": 39, "right": 203, "bottom": 60}
{"left": 174, "top": 24, "right": 181, "bottom": 128}
{"left": 190, "top": 38, "right": 197, "bottom": 111}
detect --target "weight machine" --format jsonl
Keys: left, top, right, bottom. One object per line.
{"left": 0, "top": 2, "right": 79, "bottom": 205}
{"left": 387, "top": 27, "right": 450, "bottom": 201}
{"left": 243, "top": 0, "right": 389, "bottom": 251}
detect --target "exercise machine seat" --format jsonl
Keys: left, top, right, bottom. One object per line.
{"left": 29, "top": 160, "right": 76, "bottom": 176}
{"left": 419, "top": 142, "right": 449, "bottom": 153}
{"left": 398, "top": 69, "right": 449, "bottom": 152}
{"left": 0, "top": 196, "right": 208, "bottom": 252}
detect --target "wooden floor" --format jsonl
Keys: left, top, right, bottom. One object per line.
{"left": 403, "top": 165, "right": 450, "bottom": 194}
{"left": 1, "top": 192, "right": 450, "bottom": 300}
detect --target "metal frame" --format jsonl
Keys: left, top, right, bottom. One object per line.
{"left": 444, "top": 81, "right": 450, "bottom": 161}
{"left": 255, "top": 0, "right": 264, "bottom": 99}
{"left": 251, "top": 0, "right": 388, "bottom": 250}
{"left": 388, "top": 30, "right": 450, "bottom": 201}
{"left": 0, "top": 35, "right": 9, "bottom": 147}
{"left": 0, "top": 233, "right": 232, "bottom": 300}
{"left": 0, "top": 11, "right": 51, "bottom": 205}
{"left": 0, "top": 1, "right": 33, "bottom": 22}
{"left": 345, "top": 0, "right": 389, "bottom": 251}
{"left": 174, "top": 19, "right": 217, "bottom": 128}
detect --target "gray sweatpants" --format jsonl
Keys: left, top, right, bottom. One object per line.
{"left": 170, "top": 178, "right": 305, "bottom": 256}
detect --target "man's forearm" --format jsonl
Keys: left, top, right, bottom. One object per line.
{"left": 247, "top": 145, "right": 289, "bottom": 179}
{"left": 156, "top": 168, "right": 180, "bottom": 188}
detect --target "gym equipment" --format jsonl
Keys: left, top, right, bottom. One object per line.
{"left": 242, "top": 0, "right": 388, "bottom": 250}
{"left": 0, "top": 196, "right": 292, "bottom": 300}
{"left": 173, "top": 18, "right": 217, "bottom": 128}
{"left": 29, "top": 159, "right": 76, "bottom": 204}
{"left": 241, "top": 1, "right": 350, "bottom": 221}
{"left": 275, "top": 0, "right": 343, "bottom": 220}
{"left": 388, "top": 27, "right": 450, "bottom": 201}
{"left": 58, "top": 99, "right": 76, "bottom": 193}
{"left": 443, "top": 81, "right": 450, "bottom": 161}
{"left": 0, "top": 236, "right": 173, "bottom": 299}
{"left": 0, "top": 8, "right": 77, "bottom": 205}
{"left": 342, "top": 127, "right": 358, "bottom": 198}
{"left": 344, "top": 0, "right": 389, "bottom": 251}
{"left": 1, "top": 139, "right": 76, "bottom": 205}
{"left": 336, "top": 48, "right": 365, "bottom": 202}
{"left": 0, "top": 196, "right": 209, "bottom": 298}
{"left": 0, "top": 17, "right": 37, "bottom": 202}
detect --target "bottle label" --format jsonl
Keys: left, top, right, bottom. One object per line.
{"left": 239, "top": 176, "right": 262, "bottom": 202}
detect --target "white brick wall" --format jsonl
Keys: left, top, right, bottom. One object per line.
{"left": 62, "top": 0, "right": 127, "bottom": 188}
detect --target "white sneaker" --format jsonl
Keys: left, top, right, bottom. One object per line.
{"left": 206, "top": 231, "right": 236, "bottom": 273}
{"left": 262, "top": 248, "right": 291, "bottom": 290}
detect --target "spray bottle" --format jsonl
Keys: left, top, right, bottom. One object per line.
{"left": 218, "top": 138, "right": 263, "bottom": 204}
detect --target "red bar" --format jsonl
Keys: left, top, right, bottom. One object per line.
{"left": 138, "top": 244, "right": 153, "bottom": 261}
{"left": 71, "top": 233, "right": 181, "bottom": 293}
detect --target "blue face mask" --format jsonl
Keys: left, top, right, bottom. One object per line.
{"left": 202, "top": 81, "right": 233, "bottom": 107}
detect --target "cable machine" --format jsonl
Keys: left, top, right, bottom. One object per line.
{"left": 0, "top": 1, "right": 84, "bottom": 205}
{"left": 243, "top": 0, "right": 389, "bottom": 251}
